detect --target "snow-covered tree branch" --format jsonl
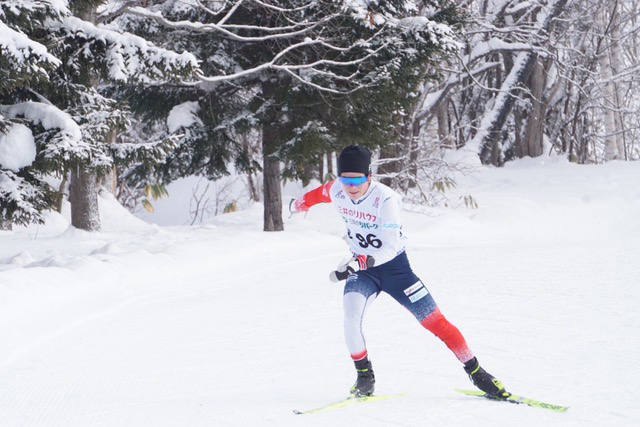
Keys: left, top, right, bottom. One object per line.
{"left": 114, "top": 1, "right": 459, "bottom": 93}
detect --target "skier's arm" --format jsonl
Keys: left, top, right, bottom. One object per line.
{"left": 289, "top": 180, "right": 334, "bottom": 214}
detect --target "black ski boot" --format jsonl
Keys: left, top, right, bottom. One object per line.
{"left": 464, "top": 357, "right": 508, "bottom": 398}
{"left": 351, "top": 359, "right": 375, "bottom": 397}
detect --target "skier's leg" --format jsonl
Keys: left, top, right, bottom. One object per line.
{"left": 419, "top": 306, "right": 474, "bottom": 364}
{"left": 386, "top": 279, "right": 506, "bottom": 395}
{"left": 418, "top": 301, "right": 507, "bottom": 395}
{"left": 343, "top": 272, "right": 379, "bottom": 396}
{"left": 374, "top": 252, "right": 475, "bottom": 363}
{"left": 343, "top": 273, "right": 379, "bottom": 361}
{"left": 382, "top": 277, "right": 475, "bottom": 363}
{"left": 377, "top": 253, "right": 505, "bottom": 396}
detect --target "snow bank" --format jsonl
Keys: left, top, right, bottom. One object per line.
{"left": 98, "top": 191, "right": 154, "bottom": 232}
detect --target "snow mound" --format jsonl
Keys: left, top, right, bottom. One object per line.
{"left": 99, "top": 191, "right": 154, "bottom": 232}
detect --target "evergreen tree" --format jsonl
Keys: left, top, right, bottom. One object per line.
{"left": 117, "top": 0, "right": 461, "bottom": 230}
{"left": 0, "top": 0, "right": 66, "bottom": 230}
{"left": 1, "top": 0, "right": 199, "bottom": 230}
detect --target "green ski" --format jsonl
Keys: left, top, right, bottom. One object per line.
{"left": 454, "top": 389, "right": 569, "bottom": 413}
{"left": 293, "top": 393, "right": 407, "bottom": 415}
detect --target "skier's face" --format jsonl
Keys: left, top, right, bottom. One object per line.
{"left": 339, "top": 172, "right": 371, "bottom": 200}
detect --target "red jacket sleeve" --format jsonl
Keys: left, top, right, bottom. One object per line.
{"left": 292, "top": 180, "right": 334, "bottom": 212}
{"left": 303, "top": 180, "right": 334, "bottom": 206}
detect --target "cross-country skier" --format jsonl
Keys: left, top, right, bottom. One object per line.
{"left": 289, "top": 144, "right": 507, "bottom": 398}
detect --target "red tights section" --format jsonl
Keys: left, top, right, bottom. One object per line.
{"left": 420, "top": 307, "right": 474, "bottom": 364}
{"left": 350, "top": 350, "right": 368, "bottom": 361}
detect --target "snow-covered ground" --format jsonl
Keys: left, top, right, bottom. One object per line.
{"left": 1, "top": 156, "right": 639, "bottom": 426}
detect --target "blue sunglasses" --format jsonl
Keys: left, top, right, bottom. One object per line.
{"left": 339, "top": 176, "right": 368, "bottom": 186}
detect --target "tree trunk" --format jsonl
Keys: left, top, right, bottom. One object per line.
{"left": 326, "top": 151, "right": 334, "bottom": 177}
{"left": 576, "top": 113, "right": 590, "bottom": 164}
{"left": 437, "top": 101, "right": 453, "bottom": 148}
{"left": 518, "top": 58, "right": 547, "bottom": 158}
{"left": 261, "top": 79, "right": 284, "bottom": 232}
{"left": 247, "top": 172, "right": 260, "bottom": 202}
{"left": 602, "top": 2, "right": 625, "bottom": 161}
{"left": 262, "top": 137, "right": 283, "bottom": 231}
{"left": 103, "top": 129, "right": 118, "bottom": 193}
{"left": 54, "top": 172, "right": 68, "bottom": 213}
{"left": 69, "top": 167, "right": 101, "bottom": 231}
{"left": 404, "top": 118, "right": 421, "bottom": 190}
{"left": 67, "top": 3, "right": 101, "bottom": 232}
{"left": 377, "top": 143, "right": 402, "bottom": 187}
{"left": 301, "top": 160, "right": 317, "bottom": 187}
{"left": 601, "top": 55, "right": 620, "bottom": 160}
{"left": 477, "top": 52, "right": 538, "bottom": 165}
{"left": 513, "top": 107, "right": 524, "bottom": 159}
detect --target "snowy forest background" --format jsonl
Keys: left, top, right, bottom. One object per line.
{"left": 1, "top": 0, "right": 639, "bottom": 231}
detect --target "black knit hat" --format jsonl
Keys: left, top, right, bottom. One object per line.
{"left": 338, "top": 145, "right": 371, "bottom": 175}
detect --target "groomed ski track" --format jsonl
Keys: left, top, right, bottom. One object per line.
{"left": 1, "top": 158, "right": 639, "bottom": 426}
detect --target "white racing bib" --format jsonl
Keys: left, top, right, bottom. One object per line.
{"left": 329, "top": 180, "right": 406, "bottom": 266}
